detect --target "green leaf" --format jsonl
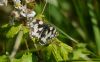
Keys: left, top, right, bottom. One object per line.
{"left": 45, "top": 38, "right": 73, "bottom": 61}
{"left": 73, "top": 43, "right": 91, "bottom": 60}
{"left": 51, "top": 44, "right": 63, "bottom": 61}
{"left": 12, "top": 53, "right": 33, "bottom": 62}
{"left": 60, "top": 42, "right": 73, "bottom": 53}
{"left": 13, "top": 59, "right": 21, "bottom": 62}
{"left": 59, "top": 42, "right": 73, "bottom": 61}
{"left": 0, "top": 55, "right": 9, "bottom": 62}
{"left": 21, "top": 53, "right": 32, "bottom": 62}
{"left": 46, "top": 44, "right": 52, "bottom": 60}
{"left": 23, "top": 26, "right": 29, "bottom": 34}
{"left": 6, "top": 24, "right": 22, "bottom": 38}
{"left": 59, "top": 45, "right": 68, "bottom": 61}
{"left": 1, "top": 24, "right": 8, "bottom": 28}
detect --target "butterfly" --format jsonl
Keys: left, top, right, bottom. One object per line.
{"left": 28, "top": 19, "right": 58, "bottom": 45}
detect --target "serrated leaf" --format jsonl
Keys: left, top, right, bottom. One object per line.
{"left": 73, "top": 43, "right": 91, "bottom": 60}
{"left": 59, "top": 43, "right": 73, "bottom": 61}
{"left": 73, "top": 50, "right": 81, "bottom": 59}
{"left": 46, "top": 44, "right": 52, "bottom": 60}
{"left": 60, "top": 46, "right": 68, "bottom": 61}
{"left": 51, "top": 44, "right": 63, "bottom": 61}
{"left": 60, "top": 43, "right": 73, "bottom": 53}
{"left": 46, "top": 38, "right": 73, "bottom": 61}
{"left": 6, "top": 24, "right": 22, "bottom": 38}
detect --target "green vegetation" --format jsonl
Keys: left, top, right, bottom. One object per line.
{"left": 0, "top": 0, "right": 100, "bottom": 62}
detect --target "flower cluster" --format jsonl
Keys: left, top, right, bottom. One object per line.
{"left": 10, "top": 0, "right": 36, "bottom": 25}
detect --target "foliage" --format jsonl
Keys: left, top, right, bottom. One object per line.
{"left": 0, "top": 0, "right": 100, "bottom": 62}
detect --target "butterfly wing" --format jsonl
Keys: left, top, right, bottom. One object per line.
{"left": 29, "top": 19, "right": 58, "bottom": 45}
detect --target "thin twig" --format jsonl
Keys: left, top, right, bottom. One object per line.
{"left": 25, "top": 40, "right": 29, "bottom": 51}
{"left": 41, "top": 0, "right": 47, "bottom": 15}
{"left": 32, "top": 38, "right": 38, "bottom": 50}
{"left": 9, "top": 28, "right": 23, "bottom": 60}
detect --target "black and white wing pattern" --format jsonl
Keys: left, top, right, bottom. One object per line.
{"left": 29, "top": 19, "right": 58, "bottom": 45}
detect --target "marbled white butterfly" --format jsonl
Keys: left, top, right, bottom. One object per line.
{"left": 28, "top": 19, "right": 58, "bottom": 45}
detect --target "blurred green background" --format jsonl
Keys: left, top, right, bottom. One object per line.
{"left": 0, "top": 0, "right": 100, "bottom": 62}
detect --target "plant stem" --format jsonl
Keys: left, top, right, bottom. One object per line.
{"left": 9, "top": 28, "right": 23, "bottom": 60}
{"left": 48, "top": 22, "right": 78, "bottom": 44}
{"left": 41, "top": 0, "right": 47, "bottom": 15}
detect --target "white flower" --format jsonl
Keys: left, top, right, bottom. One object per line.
{"left": 27, "top": 11, "right": 36, "bottom": 18}
{"left": 0, "top": 0, "right": 7, "bottom": 6}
